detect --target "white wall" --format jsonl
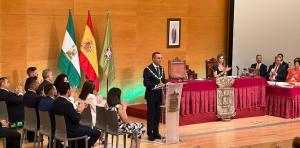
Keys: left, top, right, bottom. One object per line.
{"left": 232, "top": 0, "right": 300, "bottom": 75}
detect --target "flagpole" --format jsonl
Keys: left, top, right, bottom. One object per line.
{"left": 106, "top": 76, "right": 109, "bottom": 97}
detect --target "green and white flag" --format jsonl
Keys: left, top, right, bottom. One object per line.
{"left": 99, "top": 14, "right": 115, "bottom": 87}
{"left": 58, "top": 10, "right": 81, "bottom": 88}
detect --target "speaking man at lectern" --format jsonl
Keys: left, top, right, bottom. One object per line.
{"left": 143, "top": 52, "right": 167, "bottom": 141}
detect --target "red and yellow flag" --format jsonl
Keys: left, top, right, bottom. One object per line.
{"left": 79, "top": 11, "right": 99, "bottom": 91}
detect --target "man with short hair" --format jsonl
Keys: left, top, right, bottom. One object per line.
{"left": 277, "top": 53, "right": 289, "bottom": 74}
{"left": 23, "top": 76, "right": 42, "bottom": 142}
{"left": 0, "top": 77, "right": 24, "bottom": 124}
{"left": 37, "top": 69, "right": 53, "bottom": 95}
{"left": 26, "top": 67, "right": 38, "bottom": 78}
{"left": 267, "top": 56, "right": 288, "bottom": 82}
{"left": 143, "top": 52, "right": 167, "bottom": 141}
{"left": 52, "top": 82, "right": 100, "bottom": 148}
{"left": 250, "top": 54, "right": 268, "bottom": 78}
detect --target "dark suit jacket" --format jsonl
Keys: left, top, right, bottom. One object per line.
{"left": 37, "top": 80, "right": 51, "bottom": 95}
{"left": 39, "top": 96, "right": 55, "bottom": 132}
{"left": 52, "top": 96, "right": 81, "bottom": 133}
{"left": 143, "top": 64, "right": 167, "bottom": 100}
{"left": 0, "top": 89, "right": 24, "bottom": 122}
{"left": 267, "top": 64, "right": 288, "bottom": 82}
{"left": 250, "top": 63, "right": 268, "bottom": 78}
{"left": 23, "top": 90, "right": 42, "bottom": 128}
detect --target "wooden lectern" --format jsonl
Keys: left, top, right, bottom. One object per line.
{"left": 162, "top": 82, "right": 183, "bottom": 144}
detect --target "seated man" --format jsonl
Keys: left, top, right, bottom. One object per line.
{"left": 52, "top": 82, "right": 100, "bottom": 148}
{"left": 23, "top": 76, "right": 42, "bottom": 142}
{"left": 0, "top": 77, "right": 24, "bottom": 125}
{"left": 37, "top": 69, "right": 53, "bottom": 95}
{"left": 267, "top": 55, "right": 288, "bottom": 82}
{"left": 0, "top": 120, "right": 21, "bottom": 148}
{"left": 250, "top": 54, "right": 268, "bottom": 78}
{"left": 39, "top": 83, "right": 57, "bottom": 132}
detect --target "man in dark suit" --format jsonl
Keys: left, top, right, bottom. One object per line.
{"left": 23, "top": 76, "right": 42, "bottom": 142}
{"left": 0, "top": 120, "right": 21, "bottom": 148}
{"left": 0, "top": 77, "right": 24, "bottom": 124}
{"left": 250, "top": 54, "right": 268, "bottom": 78}
{"left": 277, "top": 53, "right": 289, "bottom": 75}
{"left": 143, "top": 52, "right": 167, "bottom": 141}
{"left": 37, "top": 69, "right": 53, "bottom": 95}
{"left": 52, "top": 82, "right": 100, "bottom": 148}
{"left": 267, "top": 56, "right": 288, "bottom": 82}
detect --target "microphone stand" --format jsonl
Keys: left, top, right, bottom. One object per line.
{"left": 236, "top": 66, "right": 240, "bottom": 79}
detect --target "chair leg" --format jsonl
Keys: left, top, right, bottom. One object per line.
{"left": 49, "top": 135, "right": 52, "bottom": 148}
{"left": 20, "top": 129, "right": 26, "bottom": 147}
{"left": 53, "top": 139, "right": 56, "bottom": 148}
{"left": 124, "top": 135, "right": 126, "bottom": 148}
{"left": 34, "top": 131, "right": 37, "bottom": 148}
{"left": 3, "top": 138, "right": 6, "bottom": 148}
{"left": 116, "top": 135, "right": 119, "bottom": 148}
{"left": 85, "top": 138, "right": 88, "bottom": 148}
{"left": 37, "top": 133, "right": 41, "bottom": 148}
{"left": 111, "top": 135, "right": 114, "bottom": 147}
{"left": 104, "top": 133, "right": 108, "bottom": 148}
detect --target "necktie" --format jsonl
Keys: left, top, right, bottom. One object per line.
{"left": 256, "top": 63, "right": 260, "bottom": 69}
{"left": 274, "top": 65, "right": 278, "bottom": 72}
{"left": 157, "top": 66, "right": 161, "bottom": 77}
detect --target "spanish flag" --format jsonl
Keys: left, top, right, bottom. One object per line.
{"left": 79, "top": 11, "right": 99, "bottom": 91}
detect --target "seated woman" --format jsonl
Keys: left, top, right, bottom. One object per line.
{"left": 286, "top": 58, "right": 300, "bottom": 83}
{"left": 78, "top": 80, "right": 106, "bottom": 127}
{"left": 213, "top": 54, "right": 232, "bottom": 78}
{"left": 107, "top": 88, "right": 145, "bottom": 148}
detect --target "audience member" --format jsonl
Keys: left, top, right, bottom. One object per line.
{"left": 293, "top": 137, "right": 300, "bottom": 148}
{"left": 0, "top": 77, "right": 24, "bottom": 123}
{"left": 52, "top": 82, "right": 100, "bottom": 148}
{"left": 79, "top": 80, "right": 105, "bottom": 127}
{"left": 37, "top": 69, "right": 53, "bottom": 95}
{"left": 0, "top": 120, "right": 21, "bottom": 148}
{"left": 107, "top": 87, "right": 145, "bottom": 148}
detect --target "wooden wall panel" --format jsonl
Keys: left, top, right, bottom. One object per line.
{"left": 0, "top": 0, "right": 228, "bottom": 103}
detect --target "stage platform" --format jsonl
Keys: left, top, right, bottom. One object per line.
{"left": 127, "top": 104, "right": 266, "bottom": 126}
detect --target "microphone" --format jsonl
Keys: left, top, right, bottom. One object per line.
{"left": 236, "top": 66, "right": 240, "bottom": 78}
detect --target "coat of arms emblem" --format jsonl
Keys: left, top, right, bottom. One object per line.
{"left": 66, "top": 45, "right": 77, "bottom": 60}
{"left": 81, "top": 39, "right": 93, "bottom": 52}
{"left": 105, "top": 47, "right": 112, "bottom": 60}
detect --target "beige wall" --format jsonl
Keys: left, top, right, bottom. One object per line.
{"left": 0, "top": 0, "right": 228, "bottom": 103}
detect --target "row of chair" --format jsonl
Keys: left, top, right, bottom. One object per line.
{"left": 19, "top": 105, "right": 127, "bottom": 148}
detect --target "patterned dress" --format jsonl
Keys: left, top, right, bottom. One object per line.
{"left": 108, "top": 104, "right": 145, "bottom": 139}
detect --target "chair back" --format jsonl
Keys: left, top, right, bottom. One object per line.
{"left": 95, "top": 106, "right": 106, "bottom": 131}
{"left": 105, "top": 110, "right": 119, "bottom": 135}
{"left": 168, "top": 57, "right": 186, "bottom": 80}
{"left": 0, "top": 101, "right": 8, "bottom": 121}
{"left": 206, "top": 58, "right": 217, "bottom": 78}
{"left": 24, "top": 107, "right": 38, "bottom": 131}
{"left": 80, "top": 105, "right": 93, "bottom": 127}
{"left": 54, "top": 115, "right": 67, "bottom": 141}
{"left": 39, "top": 110, "right": 52, "bottom": 136}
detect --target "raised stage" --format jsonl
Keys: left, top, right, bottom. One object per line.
{"left": 128, "top": 77, "right": 267, "bottom": 126}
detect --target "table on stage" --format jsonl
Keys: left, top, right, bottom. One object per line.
{"left": 178, "top": 77, "right": 267, "bottom": 125}
{"left": 266, "top": 85, "right": 300, "bottom": 119}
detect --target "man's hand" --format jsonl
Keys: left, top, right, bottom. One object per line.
{"left": 77, "top": 101, "right": 87, "bottom": 113}
{"left": 0, "top": 120, "right": 9, "bottom": 127}
{"left": 15, "top": 85, "right": 23, "bottom": 94}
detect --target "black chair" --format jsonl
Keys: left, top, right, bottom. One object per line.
{"left": 0, "top": 101, "right": 8, "bottom": 121}
{"left": 21, "top": 107, "right": 39, "bottom": 148}
{"left": 53, "top": 115, "right": 88, "bottom": 148}
{"left": 80, "top": 105, "right": 93, "bottom": 128}
{"left": 95, "top": 106, "right": 106, "bottom": 145}
{"left": 38, "top": 110, "right": 53, "bottom": 148}
{"left": 104, "top": 110, "right": 126, "bottom": 148}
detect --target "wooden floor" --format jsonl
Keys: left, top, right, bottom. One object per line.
{"left": 2, "top": 115, "right": 300, "bottom": 148}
